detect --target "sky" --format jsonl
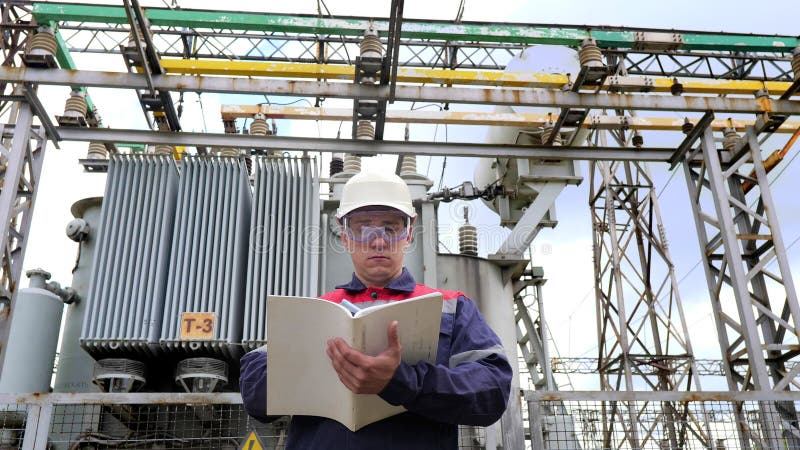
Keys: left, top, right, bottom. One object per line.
{"left": 15, "top": 0, "right": 800, "bottom": 391}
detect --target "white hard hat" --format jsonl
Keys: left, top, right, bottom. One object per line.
{"left": 336, "top": 171, "right": 416, "bottom": 218}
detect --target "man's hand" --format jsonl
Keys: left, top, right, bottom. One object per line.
{"left": 326, "top": 320, "right": 402, "bottom": 394}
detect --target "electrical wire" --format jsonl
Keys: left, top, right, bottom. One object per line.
{"left": 196, "top": 93, "right": 207, "bottom": 133}
{"left": 316, "top": 0, "right": 351, "bottom": 63}
{"left": 261, "top": 95, "right": 313, "bottom": 107}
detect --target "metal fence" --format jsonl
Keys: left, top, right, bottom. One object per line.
{"left": 1, "top": 393, "right": 492, "bottom": 449}
{"left": 5, "top": 391, "right": 800, "bottom": 449}
{"left": 525, "top": 391, "right": 800, "bottom": 450}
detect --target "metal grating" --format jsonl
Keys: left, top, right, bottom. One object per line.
{"left": 160, "top": 156, "right": 252, "bottom": 359}
{"left": 0, "top": 404, "right": 27, "bottom": 450}
{"left": 242, "top": 157, "right": 320, "bottom": 351}
{"left": 81, "top": 155, "right": 179, "bottom": 357}
{"left": 48, "top": 403, "right": 288, "bottom": 449}
{"left": 525, "top": 398, "right": 800, "bottom": 449}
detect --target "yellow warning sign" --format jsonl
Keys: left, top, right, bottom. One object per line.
{"left": 179, "top": 312, "right": 216, "bottom": 340}
{"left": 239, "top": 431, "right": 264, "bottom": 450}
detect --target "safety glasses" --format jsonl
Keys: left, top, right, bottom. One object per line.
{"left": 342, "top": 211, "right": 410, "bottom": 243}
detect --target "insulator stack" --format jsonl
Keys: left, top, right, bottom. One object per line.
{"left": 250, "top": 114, "right": 271, "bottom": 136}
{"left": 542, "top": 121, "right": 553, "bottom": 145}
{"left": 343, "top": 155, "right": 361, "bottom": 173}
{"left": 356, "top": 120, "right": 375, "bottom": 140}
{"left": 792, "top": 46, "right": 800, "bottom": 81}
{"left": 632, "top": 132, "right": 644, "bottom": 148}
{"left": 400, "top": 156, "right": 418, "bottom": 176}
{"left": 27, "top": 27, "right": 58, "bottom": 56}
{"left": 459, "top": 223, "right": 478, "bottom": 256}
{"left": 153, "top": 144, "right": 174, "bottom": 156}
{"left": 211, "top": 147, "right": 240, "bottom": 157}
{"left": 579, "top": 38, "right": 604, "bottom": 68}
{"left": 127, "top": 18, "right": 150, "bottom": 47}
{"left": 360, "top": 28, "right": 383, "bottom": 59}
{"left": 681, "top": 118, "right": 694, "bottom": 135}
{"left": 63, "top": 90, "right": 87, "bottom": 119}
{"left": 330, "top": 155, "right": 344, "bottom": 176}
{"left": 722, "top": 127, "right": 742, "bottom": 152}
{"left": 86, "top": 142, "right": 108, "bottom": 160}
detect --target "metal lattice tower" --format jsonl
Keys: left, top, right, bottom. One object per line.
{"left": 590, "top": 132, "right": 710, "bottom": 448}
{"left": 679, "top": 118, "right": 800, "bottom": 448}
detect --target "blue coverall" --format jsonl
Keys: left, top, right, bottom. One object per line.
{"left": 240, "top": 268, "right": 513, "bottom": 449}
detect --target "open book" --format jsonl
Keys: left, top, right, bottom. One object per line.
{"left": 266, "top": 292, "right": 443, "bottom": 431}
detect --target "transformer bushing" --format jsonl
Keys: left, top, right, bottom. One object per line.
{"left": 541, "top": 121, "right": 554, "bottom": 144}
{"left": 400, "top": 155, "right": 418, "bottom": 177}
{"left": 681, "top": 118, "right": 694, "bottom": 135}
{"left": 579, "top": 38, "right": 604, "bottom": 68}
{"left": 632, "top": 132, "right": 644, "bottom": 148}
{"left": 722, "top": 127, "right": 742, "bottom": 152}
{"left": 792, "top": 46, "right": 800, "bottom": 81}
{"left": 152, "top": 144, "right": 174, "bottom": 156}
{"left": 86, "top": 141, "right": 108, "bottom": 160}
{"left": 343, "top": 154, "right": 362, "bottom": 173}
{"left": 250, "top": 113, "right": 275, "bottom": 158}
{"left": 459, "top": 223, "right": 478, "bottom": 256}
{"left": 26, "top": 26, "right": 57, "bottom": 56}
{"left": 360, "top": 28, "right": 384, "bottom": 60}
{"left": 250, "top": 113, "right": 271, "bottom": 136}
{"left": 330, "top": 154, "right": 344, "bottom": 176}
{"left": 211, "top": 147, "right": 240, "bottom": 157}
{"left": 63, "top": 90, "right": 88, "bottom": 119}
{"left": 356, "top": 120, "right": 375, "bottom": 140}
{"left": 127, "top": 18, "right": 149, "bottom": 47}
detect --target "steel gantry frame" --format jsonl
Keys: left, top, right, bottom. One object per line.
{"left": 0, "top": 99, "right": 49, "bottom": 376}
{"left": 32, "top": 3, "right": 799, "bottom": 81}
{"left": 0, "top": 2, "right": 800, "bottom": 449}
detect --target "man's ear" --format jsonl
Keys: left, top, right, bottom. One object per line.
{"left": 406, "top": 217, "right": 416, "bottom": 243}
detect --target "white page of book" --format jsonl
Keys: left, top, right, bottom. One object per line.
{"left": 266, "top": 292, "right": 444, "bottom": 431}
{"left": 267, "top": 296, "right": 354, "bottom": 425}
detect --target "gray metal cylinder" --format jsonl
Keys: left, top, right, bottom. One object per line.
{"left": 0, "top": 280, "right": 62, "bottom": 393}
{"left": 437, "top": 254, "right": 524, "bottom": 450}
{"left": 54, "top": 197, "right": 103, "bottom": 393}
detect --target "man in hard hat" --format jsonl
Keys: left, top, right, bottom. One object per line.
{"left": 240, "top": 171, "right": 512, "bottom": 449}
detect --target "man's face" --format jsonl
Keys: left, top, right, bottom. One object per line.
{"left": 341, "top": 209, "right": 412, "bottom": 287}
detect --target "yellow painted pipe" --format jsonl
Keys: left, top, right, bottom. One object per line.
{"left": 161, "top": 58, "right": 798, "bottom": 96}
{"left": 219, "top": 104, "right": 800, "bottom": 133}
